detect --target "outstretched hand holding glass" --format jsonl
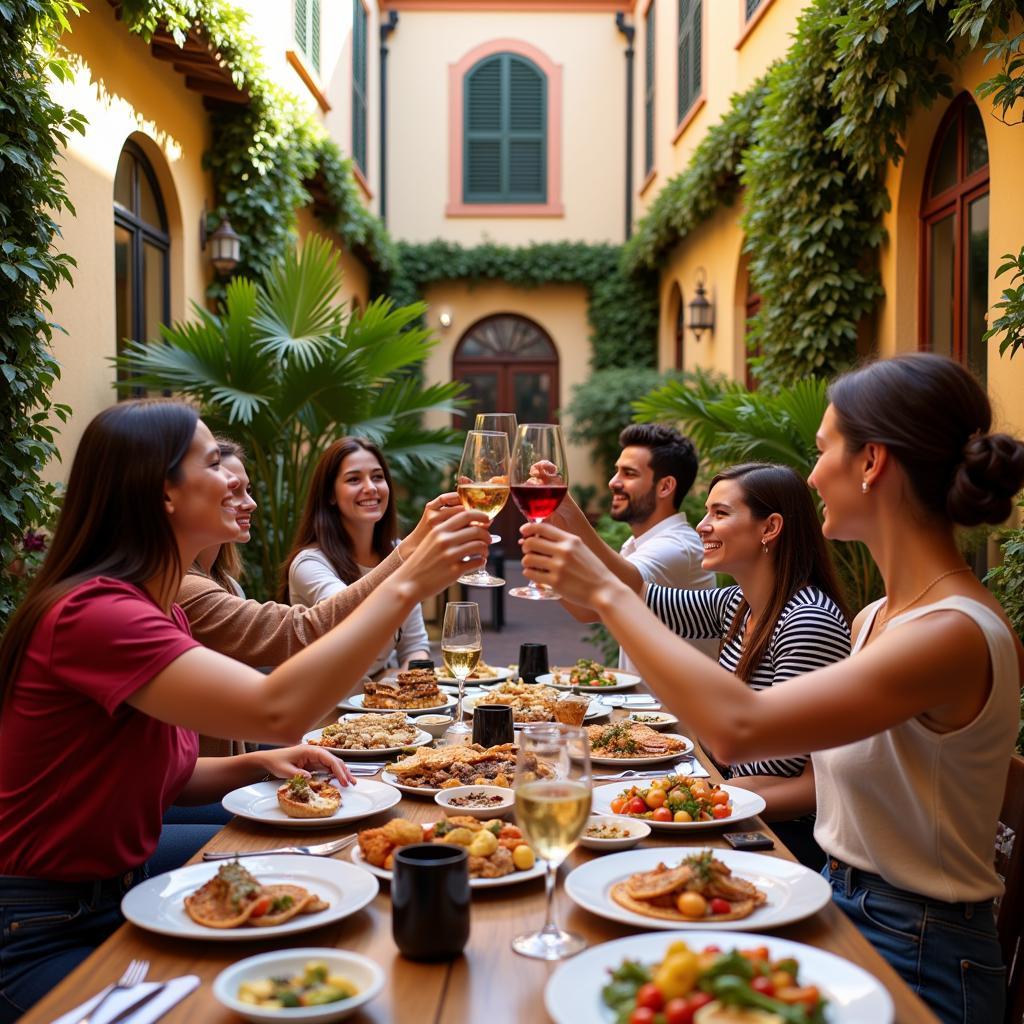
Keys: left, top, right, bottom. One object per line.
{"left": 456, "top": 430, "right": 509, "bottom": 588}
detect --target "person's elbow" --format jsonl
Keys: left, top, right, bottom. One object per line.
{"left": 698, "top": 713, "right": 758, "bottom": 765}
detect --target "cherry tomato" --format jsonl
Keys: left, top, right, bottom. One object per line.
{"left": 652, "top": 806, "right": 673, "bottom": 822}
{"left": 709, "top": 898, "right": 732, "bottom": 916}
{"left": 673, "top": 809, "right": 693, "bottom": 823}
{"left": 634, "top": 983, "right": 664, "bottom": 1012}
{"left": 610, "top": 797, "right": 626, "bottom": 814}
{"left": 771, "top": 970, "right": 796, "bottom": 991}
{"left": 645, "top": 787, "right": 667, "bottom": 809}
{"left": 687, "top": 992, "right": 714, "bottom": 1013}
{"left": 702, "top": 945, "right": 721, "bottom": 954}
{"left": 628, "top": 1008, "right": 656, "bottom": 1024}
{"left": 710, "top": 790, "right": 730, "bottom": 806}
{"left": 627, "top": 796, "right": 648, "bottom": 815}
{"left": 751, "top": 976, "right": 775, "bottom": 997}
{"left": 711, "top": 804, "right": 731, "bottom": 819}
{"left": 249, "top": 895, "right": 271, "bottom": 917}
{"left": 663, "top": 998, "right": 694, "bottom": 1024}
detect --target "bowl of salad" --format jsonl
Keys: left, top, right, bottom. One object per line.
{"left": 579, "top": 816, "right": 651, "bottom": 852}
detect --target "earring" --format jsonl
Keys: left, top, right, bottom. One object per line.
{"left": 762, "top": 541, "right": 769, "bottom": 555}
{"left": 861, "top": 481, "right": 870, "bottom": 494}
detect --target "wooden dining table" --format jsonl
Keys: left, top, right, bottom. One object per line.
{"left": 20, "top": 700, "right": 941, "bottom": 1024}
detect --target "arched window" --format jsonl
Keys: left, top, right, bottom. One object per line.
{"left": 452, "top": 314, "right": 559, "bottom": 428}
{"left": 920, "top": 94, "right": 989, "bottom": 386}
{"left": 463, "top": 53, "right": 546, "bottom": 204}
{"left": 113, "top": 141, "right": 169, "bottom": 395}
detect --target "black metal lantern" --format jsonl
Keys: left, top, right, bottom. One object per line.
{"left": 687, "top": 268, "right": 715, "bottom": 341}
{"left": 208, "top": 216, "right": 242, "bottom": 276}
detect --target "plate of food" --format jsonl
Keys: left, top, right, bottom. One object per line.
{"left": 591, "top": 776, "right": 766, "bottom": 830}
{"left": 380, "top": 741, "right": 547, "bottom": 796}
{"left": 350, "top": 815, "right": 545, "bottom": 889}
{"left": 625, "top": 710, "right": 680, "bottom": 731}
{"left": 463, "top": 684, "right": 608, "bottom": 726}
{"left": 222, "top": 777, "right": 401, "bottom": 828}
{"left": 586, "top": 722, "right": 694, "bottom": 765}
{"left": 436, "top": 660, "right": 514, "bottom": 684}
{"left": 337, "top": 669, "right": 455, "bottom": 715}
{"left": 303, "top": 714, "right": 431, "bottom": 758}
{"left": 579, "top": 816, "right": 650, "bottom": 851}
{"left": 536, "top": 660, "right": 641, "bottom": 692}
{"left": 121, "top": 856, "right": 378, "bottom": 941}
{"left": 545, "top": 929, "right": 892, "bottom": 1023}
{"left": 565, "top": 847, "right": 832, "bottom": 932}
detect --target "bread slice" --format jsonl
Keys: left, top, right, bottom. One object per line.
{"left": 276, "top": 776, "right": 341, "bottom": 818}
{"left": 184, "top": 862, "right": 266, "bottom": 928}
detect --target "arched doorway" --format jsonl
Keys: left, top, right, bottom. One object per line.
{"left": 452, "top": 313, "right": 559, "bottom": 549}
{"left": 919, "top": 93, "right": 989, "bottom": 387}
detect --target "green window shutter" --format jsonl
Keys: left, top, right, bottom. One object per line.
{"left": 745, "top": 0, "right": 763, "bottom": 19}
{"left": 644, "top": 4, "right": 655, "bottom": 175}
{"left": 295, "top": 0, "right": 308, "bottom": 55}
{"left": 678, "top": 0, "right": 701, "bottom": 124}
{"left": 310, "top": 0, "right": 321, "bottom": 75}
{"left": 464, "top": 53, "right": 546, "bottom": 203}
{"left": 352, "top": 0, "right": 368, "bottom": 172}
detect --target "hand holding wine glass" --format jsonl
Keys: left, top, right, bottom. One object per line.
{"left": 475, "top": 413, "right": 518, "bottom": 544}
{"left": 456, "top": 430, "right": 509, "bottom": 588}
{"left": 440, "top": 602, "right": 481, "bottom": 746}
{"left": 512, "top": 723, "right": 592, "bottom": 960}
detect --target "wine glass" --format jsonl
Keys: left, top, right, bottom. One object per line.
{"left": 509, "top": 423, "right": 568, "bottom": 600}
{"left": 456, "top": 430, "right": 509, "bottom": 588}
{"left": 512, "top": 723, "right": 592, "bottom": 960}
{"left": 440, "top": 602, "right": 481, "bottom": 745}
{"left": 474, "top": 413, "right": 517, "bottom": 543}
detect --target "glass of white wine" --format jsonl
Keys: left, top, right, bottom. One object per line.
{"left": 512, "top": 723, "right": 592, "bottom": 960}
{"left": 474, "top": 413, "right": 517, "bottom": 543}
{"left": 440, "top": 601, "right": 481, "bottom": 745}
{"left": 456, "top": 430, "right": 509, "bottom": 588}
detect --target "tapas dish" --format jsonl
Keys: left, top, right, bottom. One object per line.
{"left": 586, "top": 722, "right": 693, "bottom": 765}
{"left": 464, "top": 683, "right": 608, "bottom": 725}
{"left": 436, "top": 660, "right": 511, "bottom": 682}
{"left": 537, "top": 662, "right": 641, "bottom": 693}
{"left": 591, "top": 776, "right": 766, "bottom": 830}
{"left": 303, "top": 714, "right": 430, "bottom": 757}
{"left": 276, "top": 776, "right": 342, "bottom": 819}
{"left": 381, "top": 741, "right": 548, "bottom": 795}
{"left": 360, "top": 668, "right": 448, "bottom": 710}
{"left": 222, "top": 778, "right": 400, "bottom": 829}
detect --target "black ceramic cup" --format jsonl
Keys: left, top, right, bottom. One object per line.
{"left": 392, "top": 843, "right": 470, "bottom": 960}
{"left": 407, "top": 659, "right": 436, "bottom": 672}
{"left": 517, "top": 643, "right": 549, "bottom": 685}
{"left": 471, "top": 703, "right": 515, "bottom": 747}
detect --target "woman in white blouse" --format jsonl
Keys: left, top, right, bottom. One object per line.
{"left": 282, "top": 438, "right": 430, "bottom": 674}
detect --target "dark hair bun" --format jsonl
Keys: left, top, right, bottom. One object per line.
{"left": 947, "top": 432, "right": 1024, "bottom": 526}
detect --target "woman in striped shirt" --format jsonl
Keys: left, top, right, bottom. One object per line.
{"left": 646, "top": 463, "right": 850, "bottom": 866}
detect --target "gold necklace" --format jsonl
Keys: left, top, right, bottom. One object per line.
{"left": 877, "top": 567, "right": 973, "bottom": 627}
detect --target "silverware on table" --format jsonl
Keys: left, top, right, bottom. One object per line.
{"left": 93, "top": 983, "right": 169, "bottom": 1024}
{"left": 75, "top": 959, "right": 149, "bottom": 1024}
{"left": 202, "top": 835, "right": 357, "bottom": 860}
{"left": 593, "top": 758, "right": 695, "bottom": 781}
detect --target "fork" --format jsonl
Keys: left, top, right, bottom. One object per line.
{"left": 203, "top": 835, "right": 357, "bottom": 860}
{"left": 593, "top": 759, "right": 695, "bottom": 781}
{"left": 75, "top": 959, "right": 149, "bottom": 1024}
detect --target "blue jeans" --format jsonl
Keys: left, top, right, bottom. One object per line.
{"left": 824, "top": 856, "right": 1005, "bottom": 1024}
{"left": 0, "top": 824, "right": 219, "bottom": 1022}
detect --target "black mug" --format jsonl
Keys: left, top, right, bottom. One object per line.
{"left": 518, "top": 643, "right": 549, "bottom": 685}
{"left": 392, "top": 843, "right": 470, "bottom": 960}
{"left": 472, "top": 703, "right": 515, "bottom": 747}
{"left": 407, "top": 659, "right": 435, "bottom": 672}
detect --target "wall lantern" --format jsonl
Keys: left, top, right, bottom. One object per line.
{"left": 438, "top": 309, "right": 453, "bottom": 328}
{"left": 687, "top": 268, "right": 715, "bottom": 342}
{"left": 201, "top": 211, "right": 242, "bottom": 277}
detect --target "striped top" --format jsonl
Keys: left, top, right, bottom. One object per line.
{"left": 644, "top": 584, "right": 851, "bottom": 780}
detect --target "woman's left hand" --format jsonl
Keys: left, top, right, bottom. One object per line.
{"left": 255, "top": 745, "right": 356, "bottom": 787}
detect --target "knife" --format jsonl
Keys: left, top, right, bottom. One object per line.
{"left": 96, "top": 983, "right": 168, "bottom": 1024}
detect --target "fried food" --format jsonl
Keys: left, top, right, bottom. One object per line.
{"left": 363, "top": 669, "right": 445, "bottom": 710}
{"left": 387, "top": 742, "right": 534, "bottom": 789}
{"left": 478, "top": 681, "right": 560, "bottom": 723}
{"left": 276, "top": 776, "right": 341, "bottom": 818}
{"left": 437, "top": 659, "right": 499, "bottom": 680}
{"left": 309, "top": 713, "right": 420, "bottom": 750}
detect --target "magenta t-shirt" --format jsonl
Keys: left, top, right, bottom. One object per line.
{"left": 0, "top": 577, "right": 201, "bottom": 881}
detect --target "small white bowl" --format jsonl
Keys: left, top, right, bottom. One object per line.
{"left": 434, "top": 784, "right": 515, "bottom": 819}
{"left": 625, "top": 710, "right": 679, "bottom": 731}
{"left": 213, "top": 948, "right": 384, "bottom": 1023}
{"left": 417, "top": 714, "right": 454, "bottom": 740}
{"left": 579, "top": 815, "right": 651, "bottom": 852}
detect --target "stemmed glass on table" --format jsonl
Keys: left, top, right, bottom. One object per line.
{"left": 456, "top": 430, "right": 510, "bottom": 588}
{"left": 508, "top": 423, "right": 568, "bottom": 600}
{"left": 512, "top": 723, "right": 592, "bottom": 960}
{"left": 474, "top": 413, "right": 518, "bottom": 545}
{"left": 440, "top": 601, "right": 482, "bottom": 746}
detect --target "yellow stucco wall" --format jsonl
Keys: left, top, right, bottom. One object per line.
{"left": 44, "top": 2, "right": 213, "bottom": 479}
{"left": 294, "top": 210, "right": 371, "bottom": 309}
{"left": 419, "top": 281, "right": 601, "bottom": 491}
{"left": 387, "top": 11, "right": 626, "bottom": 244}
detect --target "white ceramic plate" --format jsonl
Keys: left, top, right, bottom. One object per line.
{"left": 302, "top": 726, "right": 432, "bottom": 759}
{"left": 121, "top": 855, "right": 378, "bottom": 941}
{"left": 536, "top": 669, "right": 641, "bottom": 693}
{"left": 578, "top": 816, "right": 651, "bottom": 851}
{"left": 437, "top": 665, "right": 515, "bottom": 684}
{"left": 590, "top": 781, "right": 766, "bottom": 831}
{"left": 624, "top": 710, "right": 679, "bottom": 731}
{"left": 463, "top": 693, "right": 608, "bottom": 725}
{"left": 222, "top": 778, "right": 401, "bottom": 829}
{"left": 213, "top": 948, "right": 385, "bottom": 1023}
{"left": 378, "top": 769, "right": 444, "bottom": 797}
{"left": 337, "top": 692, "right": 457, "bottom": 716}
{"left": 565, "top": 847, "right": 832, "bottom": 932}
{"left": 349, "top": 844, "right": 545, "bottom": 890}
{"left": 544, "top": 929, "right": 893, "bottom": 1023}
{"left": 588, "top": 732, "right": 694, "bottom": 766}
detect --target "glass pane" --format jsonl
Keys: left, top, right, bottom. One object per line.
{"left": 458, "top": 316, "right": 554, "bottom": 360}
{"left": 143, "top": 241, "right": 166, "bottom": 343}
{"left": 114, "top": 225, "right": 133, "bottom": 357}
{"left": 114, "top": 151, "right": 134, "bottom": 211}
{"left": 457, "top": 372, "right": 500, "bottom": 428}
{"left": 929, "top": 120, "right": 958, "bottom": 197}
{"left": 964, "top": 105, "right": 988, "bottom": 177}
{"left": 513, "top": 370, "right": 553, "bottom": 425}
{"left": 928, "top": 214, "right": 955, "bottom": 358}
{"left": 966, "top": 193, "right": 989, "bottom": 387}
{"left": 138, "top": 167, "right": 164, "bottom": 230}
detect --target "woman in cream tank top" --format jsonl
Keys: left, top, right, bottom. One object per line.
{"left": 519, "top": 353, "right": 1024, "bottom": 1024}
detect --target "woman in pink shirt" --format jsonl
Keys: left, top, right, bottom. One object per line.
{"left": 0, "top": 399, "right": 488, "bottom": 1021}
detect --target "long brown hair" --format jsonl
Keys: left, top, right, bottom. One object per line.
{"left": 201, "top": 438, "right": 246, "bottom": 592}
{"left": 714, "top": 463, "right": 849, "bottom": 682}
{"left": 0, "top": 400, "right": 198, "bottom": 705}
{"left": 279, "top": 437, "right": 397, "bottom": 601}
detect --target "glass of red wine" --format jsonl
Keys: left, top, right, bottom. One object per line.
{"left": 508, "top": 424, "right": 568, "bottom": 601}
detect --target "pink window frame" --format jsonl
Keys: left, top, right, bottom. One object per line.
{"left": 447, "top": 38, "right": 564, "bottom": 217}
